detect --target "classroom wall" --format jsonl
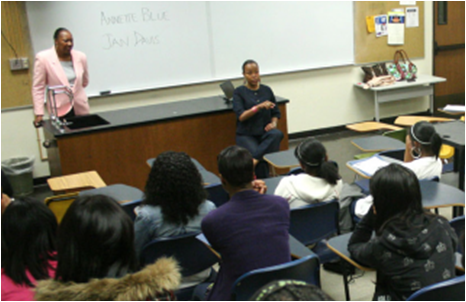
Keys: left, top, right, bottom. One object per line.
{"left": 1, "top": 3, "right": 434, "bottom": 179}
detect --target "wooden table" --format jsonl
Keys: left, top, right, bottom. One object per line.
{"left": 47, "top": 171, "right": 106, "bottom": 193}
{"left": 346, "top": 121, "right": 402, "bottom": 132}
{"left": 43, "top": 96, "right": 289, "bottom": 190}
{"left": 394, "top": 115, "right": 453, "bottom": 126}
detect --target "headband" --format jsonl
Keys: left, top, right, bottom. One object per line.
{"left": 297, "top": 142, "right": 324, "bottom": 167}
{"left": 411, "top": 125, "right": 432, "bottom": 145}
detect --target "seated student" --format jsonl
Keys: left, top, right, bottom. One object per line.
{"left": 250, "top": 280, "right": 333, "bottom": 301}
{"left": 201, "top": 146, "right": 291, "bottom": 301}
{"left": 348, "top": 164, "right": 457, "bottom": 301}
{"left": 354, "top": 121, "right": 443, "bottom": 218}
{"left": 2, "top": 197, "right": 57, "bottom": 301}
{"left": 34, "top": 195, "right": 181, "bottom": 301}
{"left": 134, "top": 151, "right": 216, "bottom": 288}
{"left": 275, "top": 138, "right": 343, "bottom": 208}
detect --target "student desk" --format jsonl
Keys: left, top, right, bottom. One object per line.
{"left": 47, "top": 170, "right": 107, "bottom": 193}
{"left": 263, "top": 149, "right": 300, "bottom": 176}
{"left": 346, "top": 154, "right": 403, "bottom": 179}
{"left": 264, "top": 176, "right": 285, "bottom": 194}
{"left": 354, "top": 75, "right": 446, "bottom": 122}
{"left": 432, "top": 120, "right": 465, "bottom": 191}
{"left": 42, "top": 96, "right": 289, "bottom": 190}
{"left": 196, "top": 233, "right": 315, "bottom": 260}
{"left": 351, "top": 136, "right": 406, "bottom": 152}
{"left": 394, "top": 115, "right": 453, "bottom": 126}
{"left": 78, "top": 184, "right": 144, "bottom": 204}
{"left": 327, "top": 232, "right": 464, "bottom": 301}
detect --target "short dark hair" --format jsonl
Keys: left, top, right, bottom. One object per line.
{"left": 370, "top": 164, "right": 424, "bottom": 234}
{"left": 53, "top": 27, "right": 69, "bottom": 40}
{"left": 218, "top": 145, "right": 254, "bottom": 187}
{"left": 250, "top": 280, "right": 333, "bottom": 301}
{"left": 144, "top": 151, "right": 207, "bottom": 225}
{"left": 409, "top": 121, "right": 442, "bottom": 158}
{"left": 294, "top": 138, "right": 340, "bottom": 185}
{"left": 242, "top": 59, "right": 258, "bottom": 73}
{"left": 2, "top": 197, "right": 57, "bottom": 286}
{"left": 55, "top": 195, "right": 138, "bottom": 283}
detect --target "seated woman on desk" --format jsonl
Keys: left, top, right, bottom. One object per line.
{"left": 233, "top": 59, "right": 283, "bottom": 179}
{"left": 354, "top": 121, "right": 443, "bottom": 218}
{"left": 274, "top": 138, "right": 343, "bottom": 208}
{"left": 348, "top": 164, "right": 457, "bottom": 301}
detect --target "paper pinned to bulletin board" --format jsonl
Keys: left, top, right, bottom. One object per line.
{"left": 388, "top": 11, "right": 405, "bottom": 45}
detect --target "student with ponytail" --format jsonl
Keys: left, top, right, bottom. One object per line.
{"left": 403, "top": 121, "right": 443, "bottom": 179}
{"left": 354, "top": 121, "right": 443, "bottom": 218}
{"left": 275, "top": 138, "right": 343, "bottom": 208}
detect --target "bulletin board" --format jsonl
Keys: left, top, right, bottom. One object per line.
{"left": 354, "top": 1, "right": 424, "bottom": 64}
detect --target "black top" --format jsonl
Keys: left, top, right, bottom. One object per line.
{"left": 348, "top": 210, "right": 457, "bottom": 301}
{"left": 233, "top": 85, "right": 281, "bottom": 136}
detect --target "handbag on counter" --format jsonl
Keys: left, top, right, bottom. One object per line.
{"left": 387, "top": 50, "right": 418, "bottom": 81}
{"left": 361, "top": 63, "right": 389, "bottom": 83}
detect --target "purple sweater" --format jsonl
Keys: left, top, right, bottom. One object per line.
{"left": 201, "top": 190, "right": 291, "bottom": 301}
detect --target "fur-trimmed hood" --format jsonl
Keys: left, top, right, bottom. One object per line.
{"left": 34, "top": 257, "right": 181, "bottom": 301}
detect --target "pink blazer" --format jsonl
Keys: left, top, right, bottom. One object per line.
{"left": 32, "top": 47, "right": 90, "bottom": 117}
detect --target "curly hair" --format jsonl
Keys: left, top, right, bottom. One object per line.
{"left": 144, "top": 151, "right": 207, "bottom": 225}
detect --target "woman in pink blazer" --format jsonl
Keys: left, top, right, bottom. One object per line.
{"left": 32, "top": 28, "right": 90, "bottom": 126}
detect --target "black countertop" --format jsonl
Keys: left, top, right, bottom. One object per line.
{"left": 43, "top": 95, "right": 289, "bottom": 137}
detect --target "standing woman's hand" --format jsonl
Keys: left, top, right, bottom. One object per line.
{"left": 259, "top": 100, "right": 275, "bottom": 110}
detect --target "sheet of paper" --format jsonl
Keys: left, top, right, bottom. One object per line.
{"left": 388, "top": 11, "right": 405, "bottom": 45}
{"left": 366, "top": 15, "right": 375, "bottom": 33}
{"left": 443, "top": 105, "right": 466, "bottom": 112}
{"left": 405, "top": 7, "right": 419, "bottom": 28}
{"left": 353, "top": 156, "right": 390, "bottom": 177}
{"left": 374, "top": 15, "right": 388, "bottom": 37}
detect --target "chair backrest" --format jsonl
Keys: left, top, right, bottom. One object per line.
{"left": 45, "top": 192, "right": 79, "bottom": 224}
{"left": 140, "top": 232, "right": 219, "bottom": 277}
{"left": 450, "top": 215, "right": 465, "bottom": 253}
{"left": 289, "top": 200, "right": 340, "bottom": 246}
{"left": 231, "top": 254, "right": 320, "bottom": 301}
{"left": 205, "top": 183, "right": 229, "bottom": 208}
{"left": 120, "top": 199, "right": 142, "bottom": 221}
{"left": 382, "top": 128, "right": 407, "bottom": 143}
{"left": 287, "top": 167, "right": 304, "bottom": 175}
{"left": 407, "top": 275, "right": 465, "bottom": 301}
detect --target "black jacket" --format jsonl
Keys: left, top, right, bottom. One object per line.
{"left": 348, "top": 210, "right": 458, "bottom": 301}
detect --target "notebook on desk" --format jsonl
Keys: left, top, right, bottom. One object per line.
{"left": 220, "top": 80, "right": 235, "bottom": 102}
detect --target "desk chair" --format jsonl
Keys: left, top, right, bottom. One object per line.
{"left": 44, "top": 192, "right": 78, "bottom": 224}
{"left": 140, "top": 232, "right": 219, "bottom": 301}
{"left": 47, "top": 171, "right": 106, "bottom": 194}
{"left": 406, "top": 274, "right": 465, "bottom": 301}
{"left": 287, "top": 167, "right": 304, "bottom": 175}
{"left": 231, "top": 254, "right": 320, "bottom": 301}
{"left": 382, "top": 128, "right": 407, "bottom": 142}
{"left": 205, "top": 183, "right": 229, "bottom": 208}
{"left": 289, "top": 200, "right": 340, "bottom": 264}
{"left": 120, "top": 199, "right": 142, "bottom": 221}
{"left": 450, "top": 216, "right": 465, "bottom": 252}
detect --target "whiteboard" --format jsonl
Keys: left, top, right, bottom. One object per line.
{"left": 26, "top": 1, "right": 354, "bottom": 97}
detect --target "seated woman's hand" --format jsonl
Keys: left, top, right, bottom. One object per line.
{"left": 264, "top": 121, "right": 277, "bottom": 132}
{"left": 252, "top": 180, "right": 267, "bottom": 194}
{"left": 259, "top": 100, "right": 275, "bottom": 110}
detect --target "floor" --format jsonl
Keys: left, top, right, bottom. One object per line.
{"left": 27, "top": 129, "right": 460, "bottom": 301}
